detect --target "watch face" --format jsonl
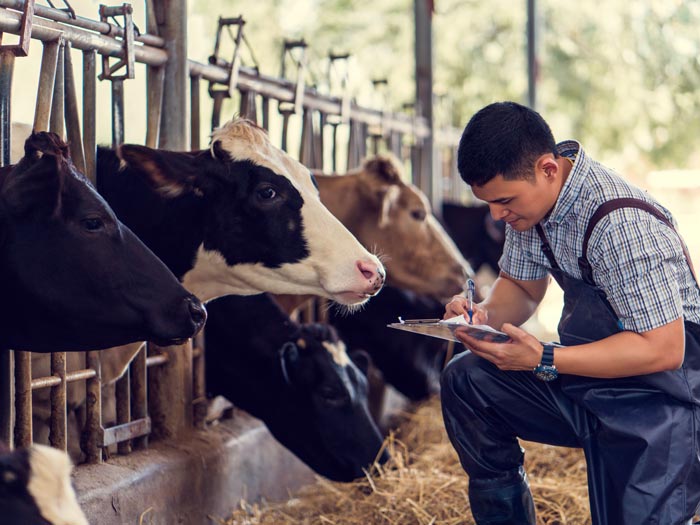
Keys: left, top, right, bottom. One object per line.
{"left": 534, "top": 365, "right": 558, "bottom": 382}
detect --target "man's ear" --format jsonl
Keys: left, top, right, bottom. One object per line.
{"left": 536, "top": 154, "right": 559, "bottom": 180}
{"left": 118, "top": 145, "right": 220, "bottom": 198}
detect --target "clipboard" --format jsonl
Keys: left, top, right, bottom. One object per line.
{"left": 388, "top": 316, "right": 511, "bottom": 344}
{"left": 388, "top": 315, "right": 564, "bottom": 346}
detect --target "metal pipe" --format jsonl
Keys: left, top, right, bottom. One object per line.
{"left": 115, "top": 371, "right": 130, "bottom": 454}
{"left": 63, "top": 42, "right": 85, "bottom": 173}
{"left": 49, "top": 352, "right": 67, "bottom": 451}
{"left": 0, "top": 49, "right": 15, "bottom": 167}
{"left": 0, "top": 7, "right": 168, "bottom": 65}
{"left": 131, "top": 345, "right": 147, "bottom": 450}
{"left": 110, "top": 78, "right": 124, "bottom": 147}
{"left": 0, "top": 0, "right": 165, "bottom": 47}
{"left": 31, "top": 368, "right": 96, "bottom": 390}
{"left": 0, "top": 350, "right": 14, "bottom": 447}
{"left": 190, "top": 73, "right": 200, "bottom": 150}
{"left": 49, "top": 41, "right": 64, "bottom": 136}
{"left": 33, "top": 38, "right": 60, "bottom": 132}
{"left": 14, "top": 350, "right": 31, "bottom": 447}
{"left": 146, "top": 65, "right": 164, "bottom": 148}
{"left": 82, "top": 49, "right": 96, "bottom": 183}
{"left": 83, "top": 350, "right": 102, "bottom": 463}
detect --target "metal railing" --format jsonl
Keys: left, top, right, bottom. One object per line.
{"left": 0, "top": 0, "right": 462, "bottom": 467}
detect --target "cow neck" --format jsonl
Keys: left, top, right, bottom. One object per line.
{"left": 95, "top": 148, "right": 206, "bottom": 281}
{"left": 316, "top": 174, "right": 363, "bottom": 231}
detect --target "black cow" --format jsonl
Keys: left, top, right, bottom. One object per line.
{"left": 96, "top": 118, "right": 384, "bottom": 305}
{"left": 441, "top": 202, "right": 505, "bottom": 275}
{"left": 0, "top": 442, "right": 88, "bottom": 525}
{"left": 204, "top": 294, "right": 388, "bottom": 482}
{"left": 329, "top": 286, "right": 450, "bottom": 401}
{"left": 0, "top": 132, "right": 205, "bottom": 352}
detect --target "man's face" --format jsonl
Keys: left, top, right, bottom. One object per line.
{"left": 471, "top": 167, "right": 559, "bottom": 232}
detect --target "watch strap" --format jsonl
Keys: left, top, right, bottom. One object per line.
{"left": 541, "top": 343, "right": 555, "bottom": 367}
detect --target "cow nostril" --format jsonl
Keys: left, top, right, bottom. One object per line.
{"left": 357, "top": 260, "right": 377, "bottom": 281}
{"left": 188, "top": 297, "right": 207, "bottom": 326}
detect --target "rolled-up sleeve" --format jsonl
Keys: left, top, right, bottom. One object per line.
{"left": 590, "top": 214, "right": 685, "bottom": 333}
{"left": 499, "top": 227, "right": 550, "bottom": 281}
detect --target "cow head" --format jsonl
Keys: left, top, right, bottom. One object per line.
{"left": 204, "top": 294, "right": 388, "bottom": 482}
{"left": 274, "top": 325, "right": 389, "bottom": 481}
{"left": 0, "top": 132, "right": 206, "bottom": 352}
{"left": 116, "top": 119, "right": 385, "bottom": 306}
{"left": 318, "top": 155, "right": 470, "bottom": 301}
{"left": 0, "top": 443, "right": 88, "bottom": 525}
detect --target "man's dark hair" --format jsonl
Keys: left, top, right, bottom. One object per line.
{"left": 457, "top": 101, "right": 558, "bottom": 187}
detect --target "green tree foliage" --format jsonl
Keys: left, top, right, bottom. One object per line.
{"left": 189, "top": 0, "right": 700, "bottom": 169}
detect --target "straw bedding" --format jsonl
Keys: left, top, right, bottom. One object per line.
{"left": 218, "top": 397, "right": 592, "bottom": 525}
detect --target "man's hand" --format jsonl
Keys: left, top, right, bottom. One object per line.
{"left": 444, "top": 295, "right": 488, "bottom": 324}
{"left": 455, "top": 323, "right": 544, "bottom": 371}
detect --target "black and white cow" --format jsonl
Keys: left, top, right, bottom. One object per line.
{"left": 0, "top": 132, "right": 206, "bottom": 352}
{"left": 96, "top": 118, "right": 385, "bottom": 305}
{"left": 329, "top": 286, "right": 450, "bottom": 401}
{"left": 204, "top": 294, "right": 388, "bottom": 482}
{"left": 0, "top": 442, "right": 88, "bottom": 525}
{"left": 441, "top": 202, "right": 505, "bottom": 275}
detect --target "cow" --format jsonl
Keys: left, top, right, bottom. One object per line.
{"left": 96, "top": 118, "right": 385, "bottom": 305}
{"left": 441, "top": 202, "right": 505, "bottom": 276}
{"left": 0, "top": 132, "right": 206, "bottom": 352}
{"left": 0, "top": 442, "right": 88, "bottom": 525}
{"left": 204, "top": 293, "right": 388, "bottom": 482}
{"left": 313, "top": 156, "right": 469, "bottom": 300}
{"left": 329, "top": 285, "right": 451, "bottom": 402}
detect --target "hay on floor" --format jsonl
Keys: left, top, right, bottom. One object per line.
{"left": 218, "top": 397, "right": 591, "bottom": 525}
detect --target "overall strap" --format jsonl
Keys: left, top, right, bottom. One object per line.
{"left": 579, "top": 197, "right": 697, "bottom": 285}
{"left": 535, "top": 224, "right": 560, "bottom": 270}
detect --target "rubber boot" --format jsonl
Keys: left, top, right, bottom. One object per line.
{"left": 468, "top": 467, "right": 536, "bottom": 525}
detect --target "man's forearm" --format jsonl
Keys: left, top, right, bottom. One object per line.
{"left": 481, "top": 275, "right": 545, "bottom": 329}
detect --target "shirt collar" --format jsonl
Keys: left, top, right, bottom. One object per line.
{"left": 543, "top": 140, "right": 590, "bottom": 225}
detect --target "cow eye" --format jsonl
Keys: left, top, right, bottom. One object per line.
{"left": 81, "top": 217, "right": 105, "bottom": 231}
{"left": 411, "top": 209, "right": 427, "bottom": 221}
{"left": 257, "top": 187, "right": 277, "bottom": 200}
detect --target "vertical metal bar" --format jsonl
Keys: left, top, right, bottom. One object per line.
{"left": 210, "top": 90, "right": 225, "bottom": 131}
{"left": 0, "top": 50, "right": 15, "bottom": 167}
{"left": 63, "top": 43, "right": 85, "bottom": 174}
{"left": 330, "top": 122, "right": 339, "bottom": 173}
{"left": 527, "top": 0, "right": 538, "bottom": 109}
{"left": 115, "top": 371, "right": 131, "bottom": 454}
{"left": 316, "top": 112, "right": 325, "bottom": 171}
{"left": 0, "top": 350, "right": 14, "bottom": 448}
{"left": 49, "top": 352, "right": 67, "bottom": 451}
{"left": 261, "top": 96, "right": 269, "bottom": 131}
{"left": 34, "top": 38, "right": 61, "bottom": 132}
{"left": 192, "top": 332, "right": 206, "bottom": 429}
{"left": 300, "top": 108, "right": 314, "bottom": 167}
{"left": 49, "top": 42, "right": 64, "bottom": 136}
{"left": 414, "top": 0, "right": 438, "bottom": 209}
{"left": 156, "top": 0, "right": 188, "bottom": 149}
{"left": 146, "top": 66, "right": 164, "bottom": 148}
{"left": 131, "top": 344, "right": 147, "bottom": 450}
{"left": 14, "top": 351, "right": 32, "bottom": 448}
{"left": 148, "top": 341, "right": 193, "bottom": 440}
{"left": 239, "top": 89, "right": 257, "bottom": 123}
{"left": 83, "top": 350, "right": 103, "bottom": 463}
{"left": 280, "top": 109, "right": 292, "bottom": 152}
{"left": 111, "top": 78, "right": 124, "bottom": 148}
{"left": 190, "top": 74, "right": 200, "bottom": 150}
{"left": 82, "top": 50, "right": 96, "bottom": 184}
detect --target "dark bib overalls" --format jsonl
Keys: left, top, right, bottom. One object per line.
{"left": 441, "top": 198, "right": 700, "bottom": 525}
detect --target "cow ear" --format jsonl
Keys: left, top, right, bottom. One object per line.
{"left": 1, "top": 133, "right": 68, "bottom": 217}
{"left": 349, "top": 349, "right": 371, "bottom": 376}
{"left": 118, "top": 145, "right": 218, "bottom": 198}
{"left": 362, "top": 155, "right": 403, "bottom": 186}
{"left": 279, "top": 341, "right": 301, "bottom": 388}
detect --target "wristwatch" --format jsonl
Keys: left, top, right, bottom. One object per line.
{"left": 533, "top": 343, "right": 558, "bottom": 381}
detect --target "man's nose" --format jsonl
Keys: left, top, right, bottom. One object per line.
{"left": 489, "top": 204, "right": 507, "bottom": 221}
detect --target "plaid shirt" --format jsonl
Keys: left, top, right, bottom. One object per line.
{"left": 499, "top": 140, "right": 700, "bottom": 333}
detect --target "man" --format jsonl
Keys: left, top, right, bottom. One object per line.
{"left": 441, "top": 101, "right": 700, "bottom": 525}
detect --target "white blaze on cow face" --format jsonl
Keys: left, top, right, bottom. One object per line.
{"left": 322, "top": 340, "right": 350, "bottom": 367}
{"left": 182, "top": 119, "right": 385, "bottom": 305}
{"left": 27, "top": 445, "right": 88, "bottom": 525}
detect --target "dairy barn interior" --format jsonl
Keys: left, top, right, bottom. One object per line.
{"left": 1, "top": 1, "right": 700, "bottom": 524}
